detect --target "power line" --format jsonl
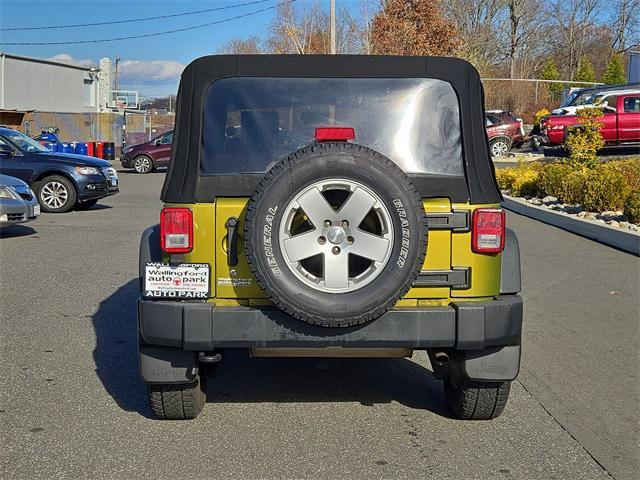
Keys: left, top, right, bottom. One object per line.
{"left": 0, "top": 0, "right": 295, "bottom": 46}
{"left": 0, "top": 0, "right": 272, "bottom": 31}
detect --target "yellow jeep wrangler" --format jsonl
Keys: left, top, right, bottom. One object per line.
{"left": 138, "top": 55, "right": 523, "bottom": 420}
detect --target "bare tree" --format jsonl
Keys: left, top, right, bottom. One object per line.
{"left": 218, "top": 36, "right": 263, "bottom": 54}
{"left": 611, "top": 0, "right": 640, "bottom": 52}
{"left": 342, "top": 0, "right": 376, "bottom": 54}
{"left": 501, "top": 0, "right": 544, "bottom": 78}
{"left": 266, "top": 1, "right": 363, "bottom": 54}
{"left": 442, "top": 0, "right": 504, "bottom": 73}
{"left": 547, "top": 0, "right": 601, "bottom": 79}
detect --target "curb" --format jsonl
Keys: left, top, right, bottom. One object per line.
{"left": 501, "top": 196, "right": 640, "bottom": 255}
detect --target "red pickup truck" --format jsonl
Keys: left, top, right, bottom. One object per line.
{"left": 542, "top": 93, "right": 640, "bottom": 146}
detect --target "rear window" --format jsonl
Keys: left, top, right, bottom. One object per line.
{"left": 200, "top": 77, "right": 463, "bottom": 176}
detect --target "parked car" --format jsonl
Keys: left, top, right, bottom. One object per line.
{"left": 485, "top": 111, "right": 524, "bottom": 156}
{"left": 137, "top": 55, "right": 523, "bottom": 421}
{"left": 541, "top": 93, "right": 640, "bottom": 146}
{"left": 0, "top": 127, "right": 118, "bottom": 213}
{"left": 486, "top": 109, "right": 525, "bottom": 141}
{"left": 121, "top": 130, "right": 173, "bottom": 174}
{"left": 0, "top": 174, "right": 40, "bottom": 227}
{"left": 552, "top": 83, "right": 640, "bottom": 115}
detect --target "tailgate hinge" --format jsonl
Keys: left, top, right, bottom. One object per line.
{"left": 426, "top": 210, "right": 470, "bottom": 232}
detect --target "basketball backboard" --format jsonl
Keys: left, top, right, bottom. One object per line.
{"left": 107, "top": 90, "right": 139, "bottom": 111}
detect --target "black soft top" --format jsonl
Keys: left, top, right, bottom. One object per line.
{"left": 161, "top": 55, "right": 500, "bottom": 204}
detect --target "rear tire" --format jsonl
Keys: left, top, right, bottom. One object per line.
{"left": 489, "top": 138, "right": 511, "bottom": 157}
{"left": 444, "top": 378, "right": 511, "bottom": 420}
{"left": 147, "top": 377, "right": 206, "bottom": 420}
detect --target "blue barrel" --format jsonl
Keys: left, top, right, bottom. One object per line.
{"left": 44, "top": 142, "right": 56, "bottom": 151}
{"left": 58, "top": 142, "right": 73, "bottom": 153}
{"left": 103, "top": 142, "right": 115, "bottom": 160}
{"left": 74, "top": 142, "right": 88, "bottom": 156}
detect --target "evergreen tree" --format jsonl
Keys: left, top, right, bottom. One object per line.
{"left": 574, "top": 57, "right": 595, "bottom": 85}
{"left": 541, "top": 59, "right": 562, "bottom": 99}
{"left": 601, "top": 54, "right": 626, "bottom": 84}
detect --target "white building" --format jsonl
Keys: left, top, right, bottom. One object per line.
{"left": 0, "top": 53, "right": 113, "bottom": 113}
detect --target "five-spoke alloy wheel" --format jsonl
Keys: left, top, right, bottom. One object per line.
{"left": 279, "top": 179, "right": 393, "bottom": 293}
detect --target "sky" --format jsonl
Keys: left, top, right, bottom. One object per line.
{"left": 0, "top": 0, "right": 363, "bottom": 97}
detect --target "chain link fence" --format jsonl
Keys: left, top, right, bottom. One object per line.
{"left": 481, "top": 78, "right": 604, "bottom": 122}
{"left": 21, "top": 111, "right": 174, "bottom": 150}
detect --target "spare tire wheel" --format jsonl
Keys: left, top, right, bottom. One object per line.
{"left": 244, "top": 143, "right": 428, "bottom": 327}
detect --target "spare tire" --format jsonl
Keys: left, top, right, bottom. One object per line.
{"left": 244, "top": 143, "right": 427, "bottom": 327}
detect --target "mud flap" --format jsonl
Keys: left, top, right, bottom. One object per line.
{"left": 462, "top": 345, "right": 520, "bottom": 382}
{"left": 139, "top": 345, "right": 199, "bottom": 384}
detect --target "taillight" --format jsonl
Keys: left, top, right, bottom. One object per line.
{"left": 314, "top": 127, "right": 355, "bottom": 142}
{"left": 160, "top": 208, "right": 193, "bottom": 253}
{"left": 472, "top": 209, "right": 505, "bottom": 254}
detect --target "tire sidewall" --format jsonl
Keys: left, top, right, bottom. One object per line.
{"left": 37, "top": 175, "right": 77, "bottom": 213}
{"left": 133, "top": 155, "right": 153, "bottom": 174}
{"left": 246, "top": 144, "right": 427, "bottom": 326}
{"left": 490, "top": 138, "right": 510, "bottom": 157}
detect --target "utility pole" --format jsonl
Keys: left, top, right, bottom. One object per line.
{"left": 114, "top": 56, "right": 121, "bottom": 91}
{"left": 330, "top": 0, "right": 336, "bottom": 54}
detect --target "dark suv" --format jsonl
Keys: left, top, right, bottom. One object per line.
{"left": 0, "top": 127, "right": 118, "bottom": 213}
{"left": 121, "top": 130, "right": 173, "bottom": 174}
{"left": 138, "top": 55, "right": 523, "bottom": 421}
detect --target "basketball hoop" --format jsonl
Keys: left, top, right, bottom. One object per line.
{"left": 107, "top": 90, "right": 139, "bottom": 113}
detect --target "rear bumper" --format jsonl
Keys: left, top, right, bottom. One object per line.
{"left": 138, "top": 295, "right": 522, "bottom": 351}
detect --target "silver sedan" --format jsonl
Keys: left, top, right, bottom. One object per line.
{"left": 0, "top": 174, "right": 40, "bottom": 227}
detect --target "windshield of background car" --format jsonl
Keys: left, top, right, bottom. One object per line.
{"left": 2, "top": 130, "right": 50, "bottom": 153}
{"left": 562, "top": 90, "right": 594, "bottom": 107}
{"left": 486, "top": 114, "right": 501, "bottom": 126}
{"left": 201, "top": 77, "right": 464, "bottom": 176}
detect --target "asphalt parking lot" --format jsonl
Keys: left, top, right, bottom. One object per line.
{"left": 1, "top": 170, "right": 638, "bottom": 479}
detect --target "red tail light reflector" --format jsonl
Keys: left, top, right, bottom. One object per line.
{"left": 160, "top": 208, "right": 193, "bottom": 253}
{"left": 472, "top": 209, "right": 505, "bottom": 254}
{"left": 314, "top": 127, "right": 355, "bottom": 142}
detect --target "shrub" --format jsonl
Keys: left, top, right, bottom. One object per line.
{"left": 604, "top": 159, "right": 640, "bottom": 191}
{"left": 495, "top": 164, "right": 540, "bottom": 197}
{"left": 494, "top": 168, "right": 517, "bottom": 191}
{"left": 565, "top": 107, "right": 605, "bottom": 168}
{"left": 534, "top": 108, "right": 550, "bottom": 126}
{"left": 624, "top": 192, "right": 640, "bottom": 224}
{"left": 497, "top": 158, "right": 639, "bottom": 213}
{"left": 511, "top": 168, "right": 540, "bottom": 197}
{"left": 537, "top": 163, "right": 586, "bottom": 204}
{"left": 582, "top": 166, "right": 631, "bottom": 212}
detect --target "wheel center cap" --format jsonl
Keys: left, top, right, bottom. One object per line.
{"left": 326, "top": 226, "right": 346, "bottom": 245}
